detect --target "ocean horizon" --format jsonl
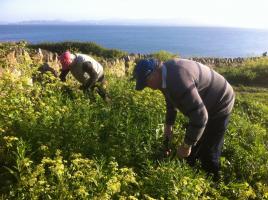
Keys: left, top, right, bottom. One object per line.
{"left": 1, "top": 25, "right": 268, "bottom": 58}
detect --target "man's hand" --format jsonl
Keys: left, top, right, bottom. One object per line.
{"left": 177, "top": 143, "right": 192, "bottom": 159}
{"left": 59, "top": 69, "right": 70, "bottom": 82}
{"left": 161, "top": 124, "right": 173, "bottom": 158}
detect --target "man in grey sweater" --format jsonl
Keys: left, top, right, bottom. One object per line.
{"left": 134, "top": 58, "right": 235, "bottom": 180}
{"left": 59, "top": 51, "right": 108, "bottom": 100}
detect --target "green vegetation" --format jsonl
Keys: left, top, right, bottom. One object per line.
{"left": 0, "top": 42, "right": 268, "bottom": 199}
{"left": 150, "top": 50, "right": 179, "bottom": 61}
{"left": 216, "top": 58, "right": 268, "bottom": 87}
{"left": 28, "top": 41, "right": 127, "bottom": 59}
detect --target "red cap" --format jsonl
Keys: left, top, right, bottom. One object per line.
{"left": 59, "top": 51, "right": 72, "bottom": 70}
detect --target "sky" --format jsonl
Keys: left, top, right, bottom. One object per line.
{"left": 1, "top": 0, "right": 268, "bottom": 29}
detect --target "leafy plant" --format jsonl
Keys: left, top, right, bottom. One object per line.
{"left": 28, "top": 41, "right": 127, "bottom": 59}
{"left": 150, "top": 50, "right": 179, "bottom": 62}
{"left": 0, "top": 42, "right": 268, "bottom": 199}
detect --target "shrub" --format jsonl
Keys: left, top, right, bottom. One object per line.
{"left": 150, "top": 50, "right": 178, "bottom": 61}
{"left": 1, "top": 42, "right": 268, "bottom": 199}
{"left": 28, "top": 41, "right": 127, "bottom": 59}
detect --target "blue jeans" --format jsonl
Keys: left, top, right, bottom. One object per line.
{"left": 186, "top": 114, "right": 230, "bottom": 179}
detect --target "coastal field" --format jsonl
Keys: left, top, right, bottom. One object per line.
{"left": 0, "top": 42, "right": 267, "bottom": 199}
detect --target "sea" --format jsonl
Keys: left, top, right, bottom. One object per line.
{"left": 1, "top": 25, "right": 268, "bottom": 58}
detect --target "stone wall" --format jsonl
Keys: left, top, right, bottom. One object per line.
{"left": 1, "top": 43, "right": 267, "bottom": 79}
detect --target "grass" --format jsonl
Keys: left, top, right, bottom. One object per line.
{"left": 0, "top": 42, "right": 268, "bottom": 199}
{"left": 215, "top": 57, "right": 268, "bottom": 88}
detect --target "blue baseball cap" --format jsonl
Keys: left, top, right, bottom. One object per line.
{"left": 134, "top": 59, "right": 158, "bottom": 90}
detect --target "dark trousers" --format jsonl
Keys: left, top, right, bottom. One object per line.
{"left": 186, "top": 114, "right": 230, "bottom": 180}
{"left": 88, "top": 75, "right": 108, "bottom": 101}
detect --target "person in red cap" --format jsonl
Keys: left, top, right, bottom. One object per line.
{"left": 59, "top": 51, "right": 108, "bottom": 100}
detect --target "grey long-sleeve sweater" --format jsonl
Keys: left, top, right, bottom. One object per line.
{"left": 70, "top": 54, "right": 103, "bottom": 85}
{"left": 161, "top": 58, "right": 235, "bottom": 146}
